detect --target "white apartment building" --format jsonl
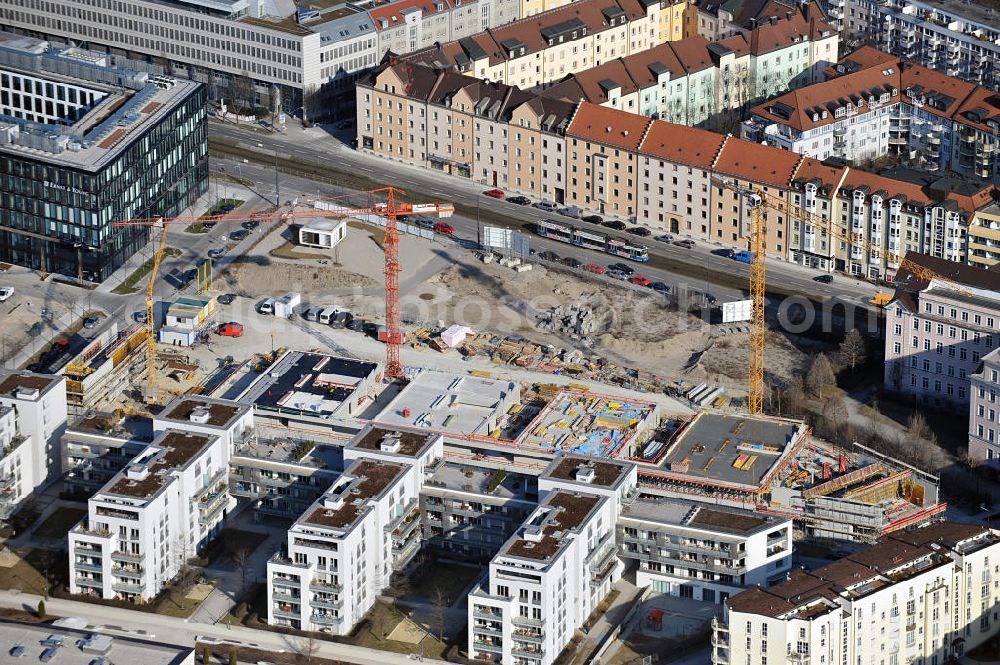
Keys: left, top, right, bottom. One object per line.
{"left": 67, "top": 397, "right": 250, "bottom": 602}
{"left": 884, "top": 253, "right": 1000, "bottom": 410}
{"left": 713, "top": 521, "right": 1000, "bottom": 665}
{"left": 0, "top": 0, "right": 520, "bottom": 118}
{"left": 844, "top": 0, "right": 1000, "bottom": 91}
{"left": 0, "top": 371, "right": 67, "bottom": 521}
{"left": 618, "top": 499, "right": 792, "bottom": 605}
{"left": 968, "top": 346, "right": 1000, "bottom": 465}
{"left": 467, "top": 456, "right": 634, "bottom": 665}
{"left": 266, "top": 426, "right": 440, "bottom": 634}
{"left": 743, "top": 48, "right": 1000, "bottom": 182}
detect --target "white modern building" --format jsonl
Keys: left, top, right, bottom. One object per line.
{"left": 713, "top": 521, "right": 1000, "bottom": 665}
{"left": 0, "top": 370, "right": 67, "bottom": 521}
{"left": 618, "top": 499, "right": 792, "bottom": 604}
{"left": 298, "top": 219, "right": 346, "bottom": 249}
{"left": 467, "top": 456, "right": 635, "bottom": 665}
{"left": 68, "top": 396, "right": 250, "bottom": 602}
{"left": 0, "top": 0, "right": 521, "bottom": 118}
{"left": 884, "top": 253, "right": 1000, "bottom": 410}
{"left": 266, "top": 426, "right": 441, "bottom": 634}
{"left": 968, "top": 346, "right": 1000, "bottom": 466}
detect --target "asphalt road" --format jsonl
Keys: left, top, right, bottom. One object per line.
{"left": 207, "top": 121, "right": 883, "bottom": 324}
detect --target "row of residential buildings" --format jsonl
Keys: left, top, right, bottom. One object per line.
{"left": 743, "top": 46, "right": 1000, "bottom": 182}
{"left": 0, "top": 0, "right": 700, "bottom": 118}
{"left": 357, "top": 57, "right": 998, "bottom": 281}
{"left": 404, "top": 1, "right": 837, "bottom": 128}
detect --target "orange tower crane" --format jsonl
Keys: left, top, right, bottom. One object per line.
{"left": 114, "top": 188, "right": 454, "bottom": 398}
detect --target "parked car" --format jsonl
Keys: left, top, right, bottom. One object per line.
{"left": 216, "top": 322, "right": 244, "bottom": 337}
{"left": 607, "top": 269, "right": 629, "bottom": 280}
{"left": 608, "top": 262, "right": 635, "bottom": 276}
{"left": 557, "top": 206, "right": 583, "bottom": 218}
{"left": 562, "top": 257, "right": 583, "bottom": 268}
{"left": 655, "top": 234, "right": 674, "bottom": 243}
{"left": 630, "top": 275, "right": 652, "bottom": 286}
{"left": 241, "top": 220, "right": 259, "bottom": 230}
{"left": 483, "top": 188, "right": 505, "bottom": 199}
{"left": 538, "top": 250, "right": 560, "bottom": 262}
{"left": 83, "top": 316, "right": 99, "bottom": 329}
{"left": 674, "top": 239, "right": 695, "bottom": 248}
{"left": 626, "top": 226, "right": 651, "bottom": 237}
{"left": 534, "top": 200, "right": 558, "bottom": 212}
{"left": 650, "top": 282, "right": 670, "bottom": 294}
{"left": 230, "top": 230, "right": 250, "bottom": 241}
{"left": 208, "top": 248, "right": 225, "bottom": 259}
{"left": 217, "top": 293, "right": 236, "bottom": 305}
{"left": 814, "top": 274, "right": 834, "bottom": 284}
{"left": 0, "top": 287, "right": 12, "bottom": 302}
{"left": 434, "top": 221, "right": 455, "bottom": 235}
{"left": 507, "top": 195, "right": 532, "bottom": 205}
{"left": 412, "top": 216, "right": 435, "bottom": 229}
{"left": 584, "top": 263, "right": 606, "bottom": 274}
{"left": 603, "top": 220, "right": 627, "bottom": 231}
{"left": 133, "top": 311, "right": 148, "bottom": 323}
{"left": 582, "top": 215, "right": 603, "bottom": 224}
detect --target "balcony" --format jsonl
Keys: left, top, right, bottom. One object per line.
{"left": 74, "top": 577, "right": 103, "bottom": 589}
{"left": 512, "top": 615, "right": 545, "bottom": 628}
{"left": 74, "top": 559, "right": 103, "bottom": 573}
{"left": 74, "top": 543, "right": 101, "bottom": 554}
{"left": 392, "top": 536, "right": 421, "bottom": 567}
{"left": 512, "top": 629, "right": 544, "bottom": 644}
{"left": 589, "top": 544, "right": 618, "bottom": 574}
{"left": 309, "top": 579, "right": 342, "bottom": 594}
{"left": 311, "top": 596, "right": 343, "bottom": 610}
{"left": 0, "top": 476, "right": 15, "bottom": 492}
{"left": 72, "top": 522, "right": 112, "bottom": 539}
{"left": 111, "top": 580, "right": 144, "bottom": 594}
{"left": 270, "top": 551, "right": 310, "bottom": 569}
{"left": 272, "top": 576, "right": 302, "bottom": 589}
{"left": 192, "top": 469, "right": 228, "bottom": 503}
{"left": 110, "top": 551, "right": 144, "bottom": 564}
{"left": 273, "top": 606, "right": 302, "bottom": 621}
{"left": 511, "top": 646, "right": 545, "bottom": 659}
{"left": 474, "top": 607, "right": 504, "bottom": 621}
{"left": 473, "top": 640, "right": 504, "bottom": 654}
{"left": 310, "top": 613, "right": 342, "bottom": 626}
{"left": 198, "top": 493, "right": 228, "bottom": 526}
{"left": 474, "top": 625, "right": 504, "bottom": 638}
{"left": 272, "top": 590, "right": 300, "bottom": 603}
{"left": 787, "top": 650, "right": 810, "bottom": 662}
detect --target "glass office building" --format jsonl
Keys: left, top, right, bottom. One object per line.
{"left": 0, "top": 33, "right": 207, "bottom": 282}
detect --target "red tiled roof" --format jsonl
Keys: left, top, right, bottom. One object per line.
{"left": 639, "top": 121, "right": 726, "bottom": 169}
{"left": 370, "top": 0, "right": 464, "bottom": 31}
{"left": 792, "top": 156, "right": 847, "bottom": 189}
{"left": 713, "top": 136, "right": 803, "bottom": 187}
{"left": 668, "top": 35, "right": 716, "bottom": 74}
{"left": 840, "top": 169, "right": 931, "bottom": 206}
{"left": 567, "top": 102, "right": 652, "bottom": 150}
{"left": 824, "top": 45, "right": 897, "bottom": 79}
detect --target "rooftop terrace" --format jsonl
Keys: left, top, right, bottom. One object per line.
{"left": 301, "top": 459, "right": 406, "bottom": 531}
{"left": 350, "top": 426, "right": 438, "bottom": 457}
{"left": 105, "top": 430, "right": 215, "bottom": 499}
{"left": 0, "top": 372, "right": 60, "bottom": 397}
{"left": 159, "top": 396, "right": 247, "bottom": 428}
{"left": 620, "top": 499, "right": 776, "bottom": 536}
{"left": 424, "top": 462, "right": 534, "bottom": 501}
{"left": 542, "top": 456, "right": 632, "bottom": 489}
{"left": 501, "top": 491, "right": 600, "bottom": 562}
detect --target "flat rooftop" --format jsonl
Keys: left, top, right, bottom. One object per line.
{"left": 349, "top": 426, "right": 438, "bottom": 458}
{"left": 375, "top": 370, "right": 516, "bottom": 436}
{"left": 660, "top": 413, "right": 804, "bottom": 490}
{"left": 517, "top": 389, "right": 657, "bottom": 456}
{"left": 301, "top": 459, "right": 406, "bottom": 531}
{"left": 0, "top": 620, "right": 192, "bottom": 665}
{"left": 541, "top": 455, "right": 633, "bottom": 489}
{"left": 238, "top": 350, "right": 378, "bottom": 419}
{"left": 501, "top": 491, "right": 601, "bottom": 562}
{"left": 0, "top": 371, "right": 62, "bottom": 398}
{"left": 424, "top": 462, "right": 534, "bottom": 501}
{"left": 0, "top": 32, "right": 200, "bottom": 171}
{"left": 620, "top": 499, "right": 777, "bottom": 536}
{"left": 158, "top": 396, "right": 249, "bottom": 429}
{"left": 235, "top": 437, "right": 342, "bottom": 470}
{"left": 104, "top": 430, "right": 215, "bottom": 499}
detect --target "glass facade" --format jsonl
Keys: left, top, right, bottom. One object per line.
{"left": 0, "top": 84, "right": 208, "bottom": 281}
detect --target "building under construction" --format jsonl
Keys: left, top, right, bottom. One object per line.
{"left": 636, "top": 412, "right": 944, "bottom": 543}
{"left": 61, "top": 323, "right": 149, "bottom": 409}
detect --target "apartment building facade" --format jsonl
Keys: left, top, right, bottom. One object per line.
{"left": 969, "top": 347, "right": 1000, "bottom": 465}
{"left": 541, "top": 8, "right": 838, "bottom": 128}
{"left": 712, "top": 522, "right": 1000, "bottom": 665}
{"left": 618, "top": 499, "right": 792, "bottom": 604}
{"left": 743, "top": 48, "right": 1000, "bottom": 182}
{"left": 883, "top": 254, "right": 1000, "bottom": 409}
{"left": 0, "top": 371, "right": 67, "bottom": 521}
{"left": 844, "top": 0, "right": 1000, "bottom": 91}
{"left": 968, "top": 204, "right": 1000, "bottom": 268}
{"left": 0, "top": 0, "right": 520, "bottom": 118}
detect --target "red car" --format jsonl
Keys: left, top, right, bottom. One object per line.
{"left": 216, "top": 322, "right": 244, "bottom": 337}
{"left": 434, "top": 221, "right": 455, "bottom": 235}
{"left": 584, "top": 263, "right": 606, "bottom": 274}
{"left": 483, "top": 189, "right": 505, "bottom": 199}
{"left": 630, "top": 275, "right": 651, "bottom": 286}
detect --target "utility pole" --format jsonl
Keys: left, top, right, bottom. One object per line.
{"left": 274, "top": 149, "right": 280, "bottom": 205}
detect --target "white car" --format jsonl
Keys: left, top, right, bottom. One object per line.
{"left": 0, "top": 287, "right": 13, "bottom": 302}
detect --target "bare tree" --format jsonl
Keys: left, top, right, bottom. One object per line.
{"left": 430, "top": 585, "right": 449, "bottom": 641}
{"left": 230, "top": 73, "right": 255, "bottom": 115}
{"left": 907, "top": 411, "right": 938, "bottom": 446}
{"left": 232, "top": 547, "right": 252, "bottom": 593}
{"left": 296, "top": 634, "right": 320, "bottom": 663}
{"left": 838, "top": 329, "right": 868, "bottom": 373}
{"left": 806, "top": 353, "right": 837, "bottom": 398}
{"left": 822, "top": 393, "right": 848, "bottom": 422}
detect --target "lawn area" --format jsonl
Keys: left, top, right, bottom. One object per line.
{"left": 186, "top": 198, "right": 244, "bottom": 233}
{"left": 352, "top": 601, "right": 447, "bottom": 659}
{"left": 406, "top": 561, "right": 482, "bottom": 603}
{"left": 111, "top": 247, "right": 181, "bottom": 294}
{"left": 33, "top": 507, "right": 87, "bottom": 539}
{"left": 157, "top": 586, "right": 207, "bottom": 618}
{"left": 0, "top": 548, "right": 53, "bottom": 595}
